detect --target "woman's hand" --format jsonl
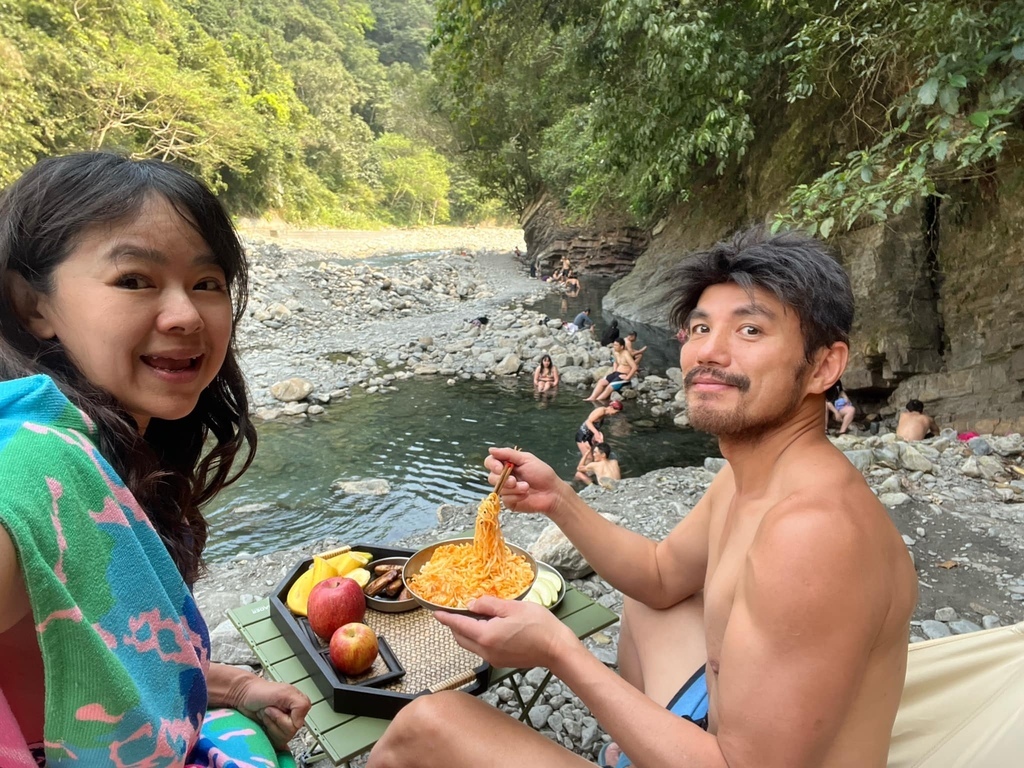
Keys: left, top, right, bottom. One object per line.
{"left": 221, "top": 670, "right": 311, "bottom": 749}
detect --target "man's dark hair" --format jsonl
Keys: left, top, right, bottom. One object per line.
{"left": 665, "top": 226, "right": 854, "bottom": 362}
{"left": 906, "top": 399, "right": 924, "bottom": 413}
{"left": 593, "top": 442, "right": 611, "bottom": 458}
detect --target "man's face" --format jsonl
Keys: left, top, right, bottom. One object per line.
{"left": 680, "top": 283, "right": 811, "bottom": 439}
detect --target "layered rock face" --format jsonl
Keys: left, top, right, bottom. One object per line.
{"left": 521, "top": 193, "right": 648, "bottom": 277}
{"left": 527, "top": 105, "right": 1024, "bottom": 433}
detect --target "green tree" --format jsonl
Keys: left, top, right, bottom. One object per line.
{"left": 373, "top": 132, "right": 450, "bottom": 224}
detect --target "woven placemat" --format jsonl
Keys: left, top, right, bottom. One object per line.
{"left": 316, "top": 606, "right": 484, "bottom": 693}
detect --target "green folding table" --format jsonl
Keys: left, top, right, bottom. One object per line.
{"left": 228, "top": 587, "right": 618, "bottom": 766}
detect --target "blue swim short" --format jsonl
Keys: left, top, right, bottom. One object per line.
{"left": 611, "top": 666, "right": 709, "bottom": 768}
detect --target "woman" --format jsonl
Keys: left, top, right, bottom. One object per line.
{"left": 826, "top": 381, "right": 856, "bottom": 435}
{"left": 0, "top": 153, "right": 308, "bottom": 766}
{"left": 575, "top": 400, "right": 622, "bottom": 463}
{"left": 532, "top": 354, "right": 560, "bottom": 393}
{"left": 584, "top": 337, "right": 638, "bottom": 402}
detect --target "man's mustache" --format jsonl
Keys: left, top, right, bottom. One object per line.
{"left": 684, "top": 366, "right": 750, "bottom": 393}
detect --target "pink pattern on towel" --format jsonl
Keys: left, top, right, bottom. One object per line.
{"left": 36, "top": 606, "right": 83, "bottom": 633}
{"left": 46, "top": 478, "right": 69, "bottom": 584}
{"left": 124, "top": 608, "right": 207, "bottom": 666}
{"left": 76, "top": 703, "right": 123, "bottom": 724}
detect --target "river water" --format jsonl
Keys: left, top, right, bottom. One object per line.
{"left": 205, "top": 268, "right": 715, "bottom": 561}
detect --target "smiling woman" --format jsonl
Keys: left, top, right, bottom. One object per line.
{"left": 0, "top": 152, "right": 308, "bottom": 766}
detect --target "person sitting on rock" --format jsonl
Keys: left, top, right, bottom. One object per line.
{"left": 826, "top": 380, "right": 856, "bottom": 434}
{"left": 896, "top": 399, "right": 938, "bottom": 441}
{"left": 600, "top": 320, "right": 622, "bottom": 347}
{"left": 533, "top": 354, "right": 560, "bottom": 393}
{"left": 624, "top": 330, "right": 648, "bottom": 367}
{"left": 585, "top": 337, "right": 638, "bottom": 402}
{"left": 366, "top": 225, "right": 916, "bottom": 768}
{"left": 574, "top": 442, "right": 621, "bottom": 486}
{"left": 573, "top": 307, "right": 594, "bottom": 332}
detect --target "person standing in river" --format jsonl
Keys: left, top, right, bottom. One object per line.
{"left": 575, "top": 400, "right": 622, "bottom": 464}
{"left": 368, "top": 225, "right": 917, "bottom": 768}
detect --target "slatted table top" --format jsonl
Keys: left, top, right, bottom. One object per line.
{"left": 229, "top": 587, "right": 619, "bottom": 764}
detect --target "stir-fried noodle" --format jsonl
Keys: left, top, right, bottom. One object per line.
{"left": 409, "top": 491, "right": 533, "bottom": 608}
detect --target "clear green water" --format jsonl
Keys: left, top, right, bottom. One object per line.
{"left": 205, "top": 376, "right": 717, "bottom": 561}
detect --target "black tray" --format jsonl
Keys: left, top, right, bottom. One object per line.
{"left": 270, "top": 543, "right": 491, "bottom": 718}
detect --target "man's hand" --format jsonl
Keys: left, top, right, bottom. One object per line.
{"left": 485, "top": 447, "right": 574, "bottom": 517}
{"left": 232, "top": 676, "right": 312, "bottom": 749}
{"left": 436, "top": 596, "right": 577, "bottom": 671}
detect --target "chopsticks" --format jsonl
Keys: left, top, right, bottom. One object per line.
{"left": 495, "top": 460, "right": 516, "bottom": 493}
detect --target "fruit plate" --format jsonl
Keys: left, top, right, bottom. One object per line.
{"left": 270, "top": 543, "right": 491, "bottom": 718}
{"left": 527, "top": 562, "right": 566, "bottom": 611}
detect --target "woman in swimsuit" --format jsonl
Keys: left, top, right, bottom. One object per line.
{"left": 0, "top": 152, "right": 309, "bottom": 765}
{"left": 826, "top": 383, "right": 856, "bottom": 434}
{"left": 575, "top": 401, "right": 623, "bottom": 462}
{"left": 533, "top": 354, "right": 560, "bottom": 393}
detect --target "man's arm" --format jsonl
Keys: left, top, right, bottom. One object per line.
{"left": 712, "top": 503, "right": 886, "bottom": 767}
{"left": 486, "top": 447, "right": 717, "bottom": 606}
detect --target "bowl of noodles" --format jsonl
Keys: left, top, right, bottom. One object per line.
{"left": 402, "top": 479, "right": 537, "bottom": 616}
{"left": 403, "top": 538, "right": 537, "bottom": 616}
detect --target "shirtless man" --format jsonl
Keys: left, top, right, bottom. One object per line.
{"left": 896, "top": 399, "right": 939, "bottom": 441}
{"left": 367, "top": 227, "right": 917, "bottom": 768}
{"left": 585, "top": 337, "right": 638, "bottom": 402}
{"left": 624, "top": 330, "right": 647, "bottom": 367}
{"left": 575, "top": 442, "right": 621, "bottom": 486}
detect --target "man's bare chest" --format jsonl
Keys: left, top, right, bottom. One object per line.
{"left": 703, "top": 505, "right": 767, "bottom": 668}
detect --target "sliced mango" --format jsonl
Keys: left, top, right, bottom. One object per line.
{"left": 349, "top": 551, "right": 374, "bottom": 564}
{"left": 286, "top": 568, "right": 315, "bottom": 616}
{"left": 326, "top": 552, "right": 361, "bottom": 576}
{"left": 347, "top": 567, "right": 372, "bottom": 588}
{"left": 311, "top": 555, "right": 338, "bottom": 586}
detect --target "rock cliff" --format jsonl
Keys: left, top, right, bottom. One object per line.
{"left": 521, "top": 193, "right": 648, "bottom": 277}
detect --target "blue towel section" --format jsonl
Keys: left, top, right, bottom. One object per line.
{"left": 614, "top": 667, "right": 708, "bottom": 768}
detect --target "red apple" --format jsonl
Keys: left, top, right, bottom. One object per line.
{"left": 329, "top": 622, "right": 379, "bottom": 676}
{"left": 307, "top": 576, "right": 366, "bottom": 641}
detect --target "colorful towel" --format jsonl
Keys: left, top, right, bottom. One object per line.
{"left": 0, "top": 375, "right": 291, "bottom": 767}
{"left": 186, "top": 710, "right": 296, "bottom": 768}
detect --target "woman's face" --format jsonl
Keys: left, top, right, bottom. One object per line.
{"left": 27, "top": 194, "right": 233, "bottom": 432}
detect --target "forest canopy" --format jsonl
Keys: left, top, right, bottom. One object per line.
{"left": 0, "top": 0, "right": 502, "bottom": 225}
{"left": 430, "top": 0, "right": 1024, "bottom": 233}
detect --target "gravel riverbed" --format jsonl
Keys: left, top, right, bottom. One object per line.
{"left": 196, "top": 230, "right": 1024, "bottom": 764}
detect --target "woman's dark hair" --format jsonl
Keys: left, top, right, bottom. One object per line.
{"left": 0, "top": 151, "right": 256, "bottom": 584}
{"left": 665, "top": 226, "right": 854, "bottom": 363}
{"left": 540, "top": 354, "right": 552, "bottom": 368}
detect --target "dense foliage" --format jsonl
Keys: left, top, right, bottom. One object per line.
{"left": 0, "top": 0, "right": 501, "bottom": 225}
{"left": 431, "top": 0, "right": 1024, "bottom": 232}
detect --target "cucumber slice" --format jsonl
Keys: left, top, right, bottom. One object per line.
{"left": 525, "top": 589, "right": 545, "bottom": 605}
{"left": 533, "top": 579, "right": 556, "bottom": 606}
{"left": 538, "top": 570, "right": 562, "bottom": 590}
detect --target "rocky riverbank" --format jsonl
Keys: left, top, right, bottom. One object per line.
{"left": 197, "top": 429, "right": 1024, "bottom": 763}
{"left": 198, "top": 233, "right": 1024, "bottom": 763}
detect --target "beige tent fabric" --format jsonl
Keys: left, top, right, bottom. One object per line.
{"left": 888, "top": 621, "right": 1024, "bottom": 767}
